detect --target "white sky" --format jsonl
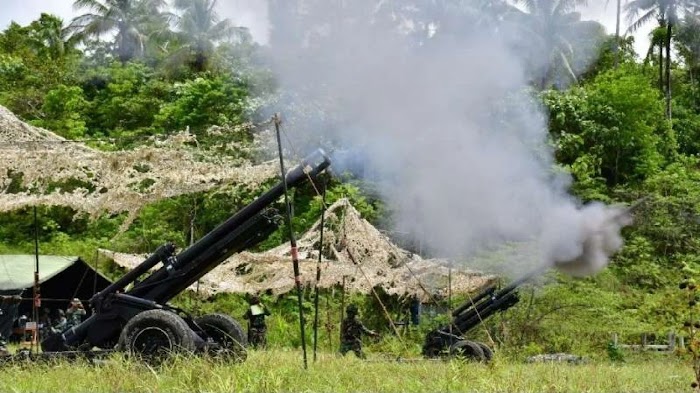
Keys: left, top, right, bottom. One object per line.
{"left": 0, "top": 0, "right": 651, "bottom": 56}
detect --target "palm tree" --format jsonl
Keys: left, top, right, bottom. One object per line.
{"left": 606, "top": 0, "right": 626, "bottom": 67}
{"left": 511, "top": 0, "right": 598, "bottom": 89}
{"left": 644, "top": 24, "right": 668, "bottom": 91}
{"left": 69, "top": 0, "right": 170, "bottom": 62}
{"left": 170, "top": 0, "right": 243, "bottom": 73}
{"left": 676, "top": 14, "right": 700, "bottom": 83}
{"left": 26, "top": 14, "right": 81, "bottom": 61}
{"left": 626, "top": 0, "right": 700, "bottom": 119}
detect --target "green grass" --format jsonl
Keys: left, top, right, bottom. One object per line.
{"left": 0, "top": 349, "right": 691, "bottom": 393}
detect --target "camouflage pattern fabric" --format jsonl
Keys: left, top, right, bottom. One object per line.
{"left": 66, "top": 308, "right": 86, "bottom": 329}
{"left": 244, "top": 304, "right": 269, "bottom": 348}
{"left": 340, "top": 317, "right": 373, "bottom": 359}
{"left": 340, "top": 339, "right": 365, "bottom": 359}
{"left": 248, "top": 326, "right": 267, "bottom": 348}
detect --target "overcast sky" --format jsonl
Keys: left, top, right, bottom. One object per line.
{"left": 0, "top": 0, "right": 651, "bottom": 56}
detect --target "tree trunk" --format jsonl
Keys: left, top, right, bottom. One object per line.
{"left": 614, "top": 0, "right": 621, "bottom": 68}
{"left": 665, "top": 21, "right": 672, "bottom": 121}
{"left": 659, "top": 43, "right": 664, "bottom": 93}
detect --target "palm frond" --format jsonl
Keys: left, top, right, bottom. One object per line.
{"left": 627, "top": 8, "right": 659, "bottom": 32}
{"left": 72, "top": 0, "right": 108, "bottom": 14}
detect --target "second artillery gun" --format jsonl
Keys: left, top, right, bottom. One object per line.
{"left": 41, "top": 150, "right": 331, "bottom": 360}
{"left": 422, "top": 271, "right": 539, "bottom": 362}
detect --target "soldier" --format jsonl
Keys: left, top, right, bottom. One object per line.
{"left": 340, "top": 304, "right": 378, "bottom": 359}
{"left": 243, "top": 295, "right": 270, "bottom": 348}
{"left": 0, "top": 295, "right": 21, "bottom": 356}
{"left": 52, "top": 309, "right": 67, "bottom": 333}
{"left": 38, "top": 307, "right": 53, "bottom": 339}
{"left": 66, "top": 298, "right": 86, "bottom": 329}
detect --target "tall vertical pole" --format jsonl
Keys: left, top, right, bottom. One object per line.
{"left": 32, "top": 206, "right": 40, "bottom": 353}
{"left": 313, "top": 179, "right": 327, "bottom": 361}
{"left": 326, "top": 293, "right": 333, "bottom": 352}
{"left": 448, "top": 263, "right": 452, "bottom": 338}
{"left": 274, "top": 114, "right": 308, "bottom": 369}
{"left": 339, "top": 275, "right": 346, "bottom": 349}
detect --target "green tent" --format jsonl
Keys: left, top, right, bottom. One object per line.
{"left": 0, "top": 255, "right": 111, "bottom": 338}
{"left": 0, "top": 255, "right": 81, "bottom": 290}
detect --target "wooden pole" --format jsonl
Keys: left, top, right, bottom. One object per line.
{"left": 340, "top": 275, "right": 346, "bottom": 349}
{"left": 326, "top": 292, "right": 333, "bottom": 353}
{"left": 448, "top": 263, "right": 452, "bottom": 338}
{"left": 668, "top": 331, "right": 676, "bottom": 351}
{"left": 32, "top": 206, "right": 40, "bottom": 353}
{"left": 274, "top": 114, "right": 308, "bottom": 369}
{"left": 312, "top": 179, "right": 327, "bottom": 362}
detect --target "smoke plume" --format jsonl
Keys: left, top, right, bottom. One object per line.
{"left": 262, "top": 1, "right": 630, "bottom": 278}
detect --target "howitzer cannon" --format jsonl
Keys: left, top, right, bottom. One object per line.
{"left": 422, "top": 270, "right": 540, "bottom": 362}
{"left": 422, "top": 198, "right": 642, "bottom": 361}
{"left": 40, "top": 150, "right": 331, "bottom": 360}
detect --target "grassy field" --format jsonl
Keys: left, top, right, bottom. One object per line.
{"left": 0, "top": 349, "right": 691, "bottom": 393}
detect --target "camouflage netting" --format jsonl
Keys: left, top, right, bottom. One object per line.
{"left": 0, "top": 105, "right": 276, "bottom": 225}
{"left": 101, "top": 199, "right": 493, "bottom": 300}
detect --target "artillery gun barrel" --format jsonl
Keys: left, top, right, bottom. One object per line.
{"left": 449, "top": 268, "right": 543, "bottom": 334}
{"left": 451, "top": 286, "right": 495, "bottom": 317}
{"left": 90, "top": 243, "right": 175, "bottom": 307}
{"left": 128, "top": 149, "right": 330, "bottom": 302}
{"left": 43, "top": 149, "right": 331, "bottom": 353}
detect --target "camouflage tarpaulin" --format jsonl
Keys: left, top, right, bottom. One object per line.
{"left": 102, "top": 200, "right": 493, "bottom": 301}
{"left": 0, "top": 105, "right": 276, "bottom": 225}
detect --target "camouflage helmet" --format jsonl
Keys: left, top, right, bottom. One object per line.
{"left": 346, "top": 304, "right": 358, "bottom": 316}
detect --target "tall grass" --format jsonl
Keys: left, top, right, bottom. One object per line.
{"left": 0, "top": 350, "right": 690, "bottom": 393}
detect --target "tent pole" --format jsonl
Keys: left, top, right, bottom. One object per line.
{"left": 339, "top": 275, "right": 346, "bottom": 351}
{"left": 326, "top": 293, "right": 332, "bottom": 353}
{"left": 32, "top": 206, "right": 40, "bottom": 353}
{"left": 448, "top": 263, "right": 452, "bottom": 338}
{"left": 313, "top": 178, "right": 327, "bottom": 362}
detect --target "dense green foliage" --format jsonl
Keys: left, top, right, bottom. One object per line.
{"left": 3, "top": 0, "right": 700, "bottom": 369}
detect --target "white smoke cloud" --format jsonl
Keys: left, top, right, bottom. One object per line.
{"left": 261, "top": 1, "right": 631, "bottom": 278}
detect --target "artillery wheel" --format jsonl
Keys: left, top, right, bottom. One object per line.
{"left": 195, "top": 313, "right": 247, "bottom": 362}
{"left": 119, "top": 310, "right": 195, "bottom": 362}
{"left": 449, "top": 340, "right": 485, "bottom": 362}
{"left": 475, "top": 342, "right": 494, "bottom": 362}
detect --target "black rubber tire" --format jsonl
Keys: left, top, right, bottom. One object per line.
{"left": 475, "top": 342, "right": 494, "bottom": 362}
{"left": 118, "top": 309, "right": 195, "bottom": 361}
{"left": 195, "top": 313, "right": 247, "bottom": 362}
{"left": 449, "top": 340, "right": 485, "bottom": 362}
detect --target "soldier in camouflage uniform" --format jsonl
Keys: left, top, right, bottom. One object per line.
{"left": 340, "top": 304, "right": 378, "bottom": 359}
{"left": 52, "top": 309, "right": 67, "bottom": 333}
{"left": 65, "top": 298, "right": 86, "bottom": 329}
{"left": 243, "top": 296, "right": 270, "bottom": 348}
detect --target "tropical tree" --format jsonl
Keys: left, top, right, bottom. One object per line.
{"left": 645, "top": 24, "right": 669, "bottom": 91}
{"left": 606, "top": 0, "right": 627, "bottom": 67}
{"left": 626, "top": 0, "right": 700, "bottom": 119}
{"left": 69, "top": 0, "right": 170, "bottom": 62}
{"left": 0, "top": 16, "right": 81, "bottom": 119}
{"left": 25, "top": 14, "right": 81, "bottom": 62}
{"left": 510, "top": 0, "right": 605, "bottom": 89}
{"left": 169, "top": 0, "right": 243, "bottom": 73}
{"left": 676, "top": 14, "right": 700, "bottom": 84}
